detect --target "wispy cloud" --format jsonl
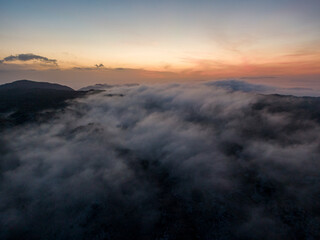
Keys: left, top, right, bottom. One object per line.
{"left": 72, "top": 65, "right": 133, "bottom": 71}
{"left": 0, "top": 53, "right": 57, "bottom": 65}
{"left": 95, "top": 63, "right": 104, "bottom": 68}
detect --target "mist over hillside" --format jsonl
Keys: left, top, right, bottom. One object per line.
{"left": 1, "top": 82, "right": 320, "bottom": 239}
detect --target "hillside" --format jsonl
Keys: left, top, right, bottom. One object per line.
{"left": 0, "top": 80, "right": 86, "bottom": 127}
{"left": 0, "top": 79, "right": 74, "bottom": 91}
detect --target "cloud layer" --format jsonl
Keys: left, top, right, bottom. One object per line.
{"left": 0, "top": 53, "right": 57, "bottom": 65}
{"left": 1, "top": 84, "right": 320, "bottom": 239}
{"left": 209, "top": 80, "right": 320, "bottom": 97}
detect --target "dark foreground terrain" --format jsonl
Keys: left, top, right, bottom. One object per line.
{"left": 0, "top": 81, "right": 320, "bottom": 240}
{"left": 0, "top": 80, "right": 90, "bottom": 127}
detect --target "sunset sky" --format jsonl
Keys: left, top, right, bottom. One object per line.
{"left": 1, "top": 0, "right": 320, "bottom": 89}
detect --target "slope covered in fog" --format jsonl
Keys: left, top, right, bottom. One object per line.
{"left": 1, "top": 83, "right": 320, "bottom": 240}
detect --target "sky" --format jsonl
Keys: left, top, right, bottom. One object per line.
{"left": 0, "top": 0, "right": 320, "bottom": 89}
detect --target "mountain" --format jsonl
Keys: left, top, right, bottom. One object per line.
{"left": 0, "top": 79, "right": 74, "bottom": 91}
{"left": 0, "top": 80, "right": 86, "bottom": 127}
{"left": 79, "top": 83, "right": 138, "bottom": 91}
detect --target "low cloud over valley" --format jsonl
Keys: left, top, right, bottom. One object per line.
{"left": 1, "top": 83, "right": 320, "bottom": 239}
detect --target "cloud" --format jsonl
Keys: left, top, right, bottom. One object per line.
{"left": 95, "top": 63, "right": 104, "bottom": 68}
{"left": 207, "top": 80, "right": 276, "bottom": 92}
{"left": 240, "top": 76, "right": 278, "bottom": 80}
{"left": 0, "top": 53, "right": 57, "bottom": 65}
{"left": 0, "top": 83, "right": 320, "bottom": 239}
{"left": 72, "top": 64, "right": 106, "bottom": 71}
{"left": 208, "top": 80, "right": 320, "bottom": 97}
{"left": 72, "top": 65, "right": 132, "bottom": 71}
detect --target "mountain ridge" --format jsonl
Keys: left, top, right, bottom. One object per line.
{"left": 0, "top": 80, "right": 85, "bottom": 127}
{"left": 0, "top": 79, "right": 74, "bottom": 91}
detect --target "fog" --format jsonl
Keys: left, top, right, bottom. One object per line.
{"left": 1, "top": 83, "right": 319, "bottom": 239}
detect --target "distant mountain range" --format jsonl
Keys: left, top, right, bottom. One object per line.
{"left": 79, "top": 83, "right": 139, "bottom": 91}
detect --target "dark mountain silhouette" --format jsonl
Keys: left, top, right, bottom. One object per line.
{"left": 0, "top": 79, "right": 74, "bottom": 91}
{"left": 0, "top": 80, "right": 86, "bottom": 127}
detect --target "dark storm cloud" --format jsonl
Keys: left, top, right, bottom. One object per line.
{"left": 1, "top": 83, "right": 320, "bottom": 239}
{"left": 0, "top": 53, "right": 57, "bottom": 65}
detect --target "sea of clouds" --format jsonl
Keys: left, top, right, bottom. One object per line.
{"left": 1, "top": 83, "right": 320, "bottom": 239}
